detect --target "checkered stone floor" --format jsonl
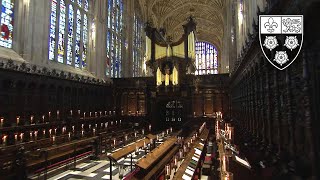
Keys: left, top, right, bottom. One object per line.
{"left": 46, "top": 135, "right": 169, "bottom": 180}
{"left": 47, "top": 148, "right": 148, "bottom": 180}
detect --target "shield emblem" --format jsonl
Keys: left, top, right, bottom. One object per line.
{"left": 259, "top": 15, "right": 303, "bottom": 70}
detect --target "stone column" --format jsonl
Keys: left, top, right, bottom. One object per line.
{"left": 264, "top": 64, "right": 272, "bottom": 147}
{"left": 251, "top": 70, "right": 255, "bottom": 136}
{"left": 123, "top": 0, "right": 134, "bottom": 77}
{"left": 247, "top": 72, "right": 252, "bottom": 133}
{"left": 253, "top": 65, "right": 262, "bottom": 139}
{"left": 302, "top": 51, "right": 317, "bottom": 179}
{"left": 260, "top": 63, "right": 265, "bottom": 143}
{"left": 273, "top": 69, "right": 281, "bottom": 154}
{"left": 285, "top": 67, "right": 295, "bottom": 157}
{"left": 17, "top": 0, "right": 51, "bottom": 65}
{"left": 89, "top": 0, "right": 107, "bottom": 80}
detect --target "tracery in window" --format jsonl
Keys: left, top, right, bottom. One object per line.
{"left": 106, "top": 0, "right": 123, "bottom": 78}
{"left": 49, "top": 0, "right": 89, "bottom": 69}
{"left": 0, "top": 0, "right": 14, "bottom": 48}
{"left": 132, "top": 13, "right": 143, "bottom": 77}
{"left": 195, "top": 42, "right": 218, "bottom": 75}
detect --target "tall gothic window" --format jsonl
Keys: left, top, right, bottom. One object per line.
{"left": 49, "top": 0, "right": 89, "bottom": 69}
{"left": 0, "top": 0, "right": 14, "bottom": 48}
{"left": 132, "top": 14, "right": 143, "bottom": 77}
{"left": 106, "top": 0, "right": 123, "bottom": 78}
{"left": 195, "top": 42, "right": 218, "bottom": 75}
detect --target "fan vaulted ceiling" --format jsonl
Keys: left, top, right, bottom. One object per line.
{"left": 140, "top": 0, "right": 225, "bottom": 50}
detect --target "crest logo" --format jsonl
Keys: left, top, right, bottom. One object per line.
{"left": 259, "top": 15, "right": 303, "bottom": 70}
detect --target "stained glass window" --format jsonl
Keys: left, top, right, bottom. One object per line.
{"left": 106, "top": 0, "right": 123, "bottom": 78}
{"left": 133, "top": 13, "right": 143, "bottom": 77}
{"left": 75, "top": 10, "right": 81, "bottom": 68}
{"left": 66, "top": 4, "right": 74, "bottom": 65}
{"left": 49, "top": 0, "right": 57, "bottom": 60}
{"left": 82, "top": 14, "right": 88, "bottom": 67}
{"left": 57, "top": 0, "right": 66, "bottom": 63}
{"left": 49, "top": 0, "right": 89, "bottom": 69}
{"left": 0, "top": 0, "right": 14, "bottom": 48}
{"left": 195, "top": 42, "right": 218, "bottom": 75}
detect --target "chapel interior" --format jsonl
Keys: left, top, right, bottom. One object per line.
{"left": 0, "top": 0, "right": 319, "bottom": 180}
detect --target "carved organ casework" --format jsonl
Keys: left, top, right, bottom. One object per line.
{"left": 145, "top": 17, "right": 197, "bottom": 87}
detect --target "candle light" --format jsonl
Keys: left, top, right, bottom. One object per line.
{"left": 223, "top": 155, "right": 227, "bottom": 171}
{"left": 166, "top": 164, "right": 170, "bottom": 176}
{"left": 95, "top": 112, "right": 97, "bottom": 117}
{"left": 89, "top": 124, "right": 91, "bottom": 129}
{"left": 70, "top": 110, "right": 73, "bottom": 116}
{"left": 149, "top": 124, "right": 151, "bottom": 131}
{"left": 125, "top": 135, "right": 128, "bottom": 141}
{"left": 105, "top": 111, "right": 107, "bottom": 116}
{"left": 93, "top": 128, "right": 96, "bottom": 135}
{"left": 113, "top": 111, "right": 115, "bottom": 115}
{"left": 90, "top": 112, "right": 92, "bottom": 117}
{"left": 68, "top": 132, "right": 71, "bottom": 140}
{"left": 111, "top": 121, "right": 113, "bottom": 125}
{"left": 224, "top": 173, "right": 230, "bottom": 180}
{"left": 0, "top": 117, "right": 4, "bottom": 127}
{"left": 34, "top": 131, "right": 38, "bottom": 140}
{"left": 48, "top": 111, "right": 51, "bottom": 118}
{"left": 16, "top": 116, "right": 20, "bottom": 125}
{"left": 57, "top": 110, "right": 60, "bottom": 119}
{"left": 42, "top": 115, "right": 45, "bottom": 123}
{"left": 166, "top": 129, "right": 169, "bottom": 134}
{"left": 62, "top": 126, "right": 66, "bottom": 134}
{"left": 116, "top": 120, "right": 117, "bottom": 125}
{"left": 100, "top": 111, "right": 102, "bottom": 116}
{"left": 121, "top": 110, "right": 123, "bottom": 115}
{"left": 170, "top": 127, "right": 173, "bottom": 133}
{"left": 49, "top": 129, "right": 52, "bottom": 136}
{"left": 2, "top": 135, "right": 7, "bottom": 145}
{"left": 82, "top": 124, "right": 84, "bottom": 129}
{"left": 84, "top": 112, "right": 86, "bottom": 119}
{"left": 43, "top": 129, "right": 46, "bottom": 136}
{"left": 72, "top": 126, "right": 75, "bottom": 132}
{"left": 30, "top": 131, "right": 33, "bottom": 140}
{"left": 20, "top": 133, "right": 24, "bottom": 141}
{"left": 81, "top": 130, "right": 84, "bottom": 137}
{"left": 78, "top": 110, "right": 80, "bottom": 115}
{"left": 113, "top": 139, "right": 116, "bottom": 146}
{"left": 95, "top": 124, "right": 97, "bottom": 128}
{"left": 105, "top": 122, "right": 108, "bottom": 128}
{"left": 134, "top": 131, "right": 137, "bottom": 137}
{"left": 30, "top": 115, "right": 34, "bottom": 124}
{"left": 142, "top": 129, "right": 145, "bottom": 135}
{"left": 15, "top": 134, "right": 18, "bottom": 142}
{"left": 54, "top": 128, "right": 57, "bottom": 134}
{"left": 52, "top": 136, "right": 56, "bottom": 144}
